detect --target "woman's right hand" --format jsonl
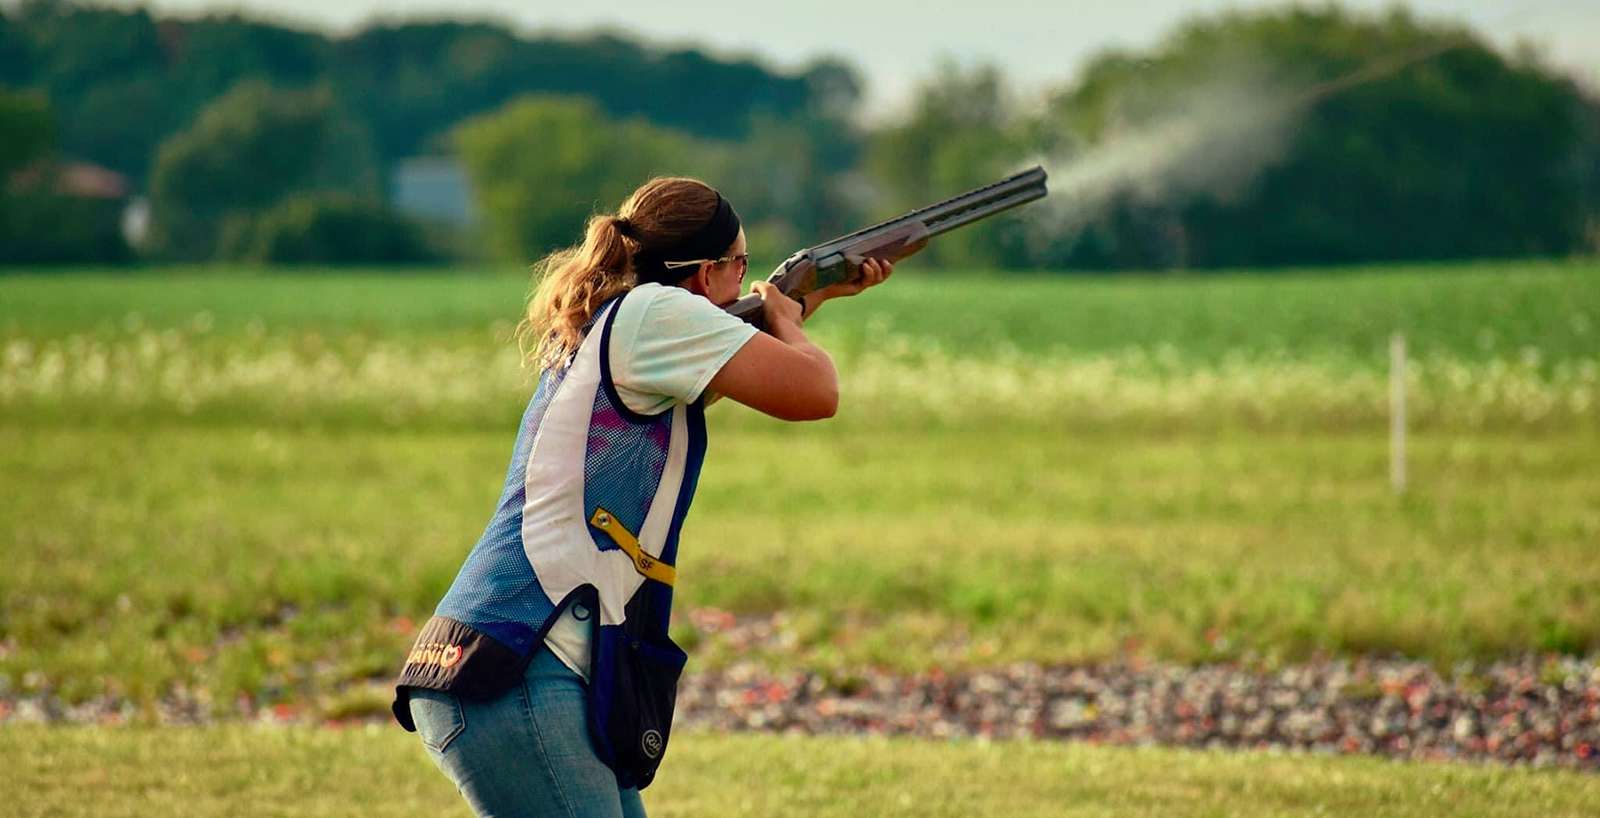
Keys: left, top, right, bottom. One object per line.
{"left": 752, "top": 280, "right": 803, "bottom": 331}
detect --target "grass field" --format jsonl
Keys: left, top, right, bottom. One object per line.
{"left": 3, "top": 260, "right": 1593, "bottom": 361}
{"left": 2, "top": 262, "right": 1594, "bottom": 434}
{"left": 7, "top": 726, "right": 1600, "bottom": 818}
{"left": 2, "top": 261, "right": 1597, "bottom": 717}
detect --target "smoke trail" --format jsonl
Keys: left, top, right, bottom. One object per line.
{"left": 1032, "top": 41, "right": 1465, "bottom": 233}
{"left": 1036, "top": 75, "right": 1299, "bottom": 230}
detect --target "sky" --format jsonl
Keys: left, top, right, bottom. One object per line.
{"left": 103, "top": 0, "right": 1600, "bottom": 112}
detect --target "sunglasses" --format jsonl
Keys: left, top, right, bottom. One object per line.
{"left": 662, "top": 252, "right": 748, "bottom": 272}
{"left": 661, "top": 253, "right": 749, "bottom": 278}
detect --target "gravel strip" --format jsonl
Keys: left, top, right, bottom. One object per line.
{"left": 3, "top": 611, "right": 1597, "bottom": 770}
{"left": 676, "top": 653, "right": 1600, "bottom": 770}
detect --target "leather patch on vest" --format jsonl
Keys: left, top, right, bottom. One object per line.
{"left": 390, "top": 616, "right": 528, "bottom": 731}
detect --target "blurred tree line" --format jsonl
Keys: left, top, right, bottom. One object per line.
{"left": 0, "top": 0, "right": 857, "bottom": 264}
{"left": 876, "top": 7, "right": 1600, "bottom": 269}
{"left": 1, "top": 84, "right": 131, "bottom": 262}
{"left": 1, "top": 1, "right": 1596, "bottom": 270}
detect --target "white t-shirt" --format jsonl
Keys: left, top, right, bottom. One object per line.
{"left": 544, "top": 283, "right": 758, "bottom": 680}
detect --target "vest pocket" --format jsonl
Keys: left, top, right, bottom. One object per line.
{"left": 409, "top": 688, "right": 467, "bottom": 754}
{"left": 586, "top": 624, "right": 688, "bottom": 790}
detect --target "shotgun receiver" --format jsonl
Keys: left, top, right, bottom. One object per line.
{"left": 725, "top": 166, "right": 1049, "bottom": 328}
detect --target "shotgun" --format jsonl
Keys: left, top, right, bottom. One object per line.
{"left": 725, "top": 166, "right": 1049, "bottom": 328}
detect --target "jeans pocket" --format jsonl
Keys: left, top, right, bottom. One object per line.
{"left": 408, "top": 688, "right": 467, "bottom": 754}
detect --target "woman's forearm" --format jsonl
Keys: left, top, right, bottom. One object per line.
{"left": 767, "top": 314, "right": 838, "bottom": 395}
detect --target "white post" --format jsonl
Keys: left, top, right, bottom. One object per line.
{"left": 1390, "top": 332, "right": 1407, "bottom": 494}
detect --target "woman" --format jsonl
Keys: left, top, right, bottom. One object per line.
{"left": 390, "top": 176, "right": 891, "bottom": 818}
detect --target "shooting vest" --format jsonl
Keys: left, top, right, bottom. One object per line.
{"left": 391, "top": 290, "right": 704, "bottom": 789}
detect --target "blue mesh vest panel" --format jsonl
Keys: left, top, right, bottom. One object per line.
{"left": 581, "top": 383, "right": 673, "bottom": 553}
{"left": 431, "top": 290, "right": 709, "bottom": 658}
{"left": 433, "top": 364, "right": 570, "bottom": 653}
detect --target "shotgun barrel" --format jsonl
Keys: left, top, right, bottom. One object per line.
{"left": 725, "top": 166, "right": 1049, "bottom": 327}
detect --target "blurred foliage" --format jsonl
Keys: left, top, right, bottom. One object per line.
{"left": 453, "top": 95, "right": 703, "bottom": 262}
{"left": 216, "top": 193, "right": 437, "bottom": 265}
{"left": 329, "top": 21, "right": 822, "bottom": 166}
{"left": 453, "top": 88, "right": 870, "bottom": 263}
{"left": 1, "top": 1, "right": 1597, "bottom": 269}
{"left": 868, "top": 63, "right": 1035, "bottom": 268}
{"left": 0, "top": 85, "right": 130, "bottom": 263}
{"left": 1026, "top": 7, "right": 1600, "bottom": 268}
{"left": 0, "top": 1, "right": 834, "bottom": 183}
{"left": 1, "top": 1, "right": 863, "bottom": 265}
{"left": 0, "top": 83, "right": 51, "bottom": 179}
{"left": 874, "top": 9, "right": 1600, "bottom": 270}
{"left": 0, "top": 1, "right": 331, "bottom": 185}
{"left": 0, "top": 191, "right": 130, "bottom": 264}
{"left": 146, "top": 81, "right": 379, "bottom": 260}
{"left": 742, "top": 60, "right": 870, "bottom": 238}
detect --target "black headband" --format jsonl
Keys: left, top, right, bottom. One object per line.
{"left": 633, "top": 193, "right": 741, "bottom": 285}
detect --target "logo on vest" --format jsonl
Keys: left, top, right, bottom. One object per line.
{"left": 407, "top": 641, "right": 464, "bottom": 669}
{"left": 641, "top": 729, "right": 664, "bottom": 759}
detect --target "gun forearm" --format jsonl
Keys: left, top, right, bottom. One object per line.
{"left": 726, "top": 166, "right": 1050, "bottom": 331}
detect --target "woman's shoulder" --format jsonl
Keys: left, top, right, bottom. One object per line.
{"left": 616, "top": 282, "right": 742, "bottom": 337}
{"left": 607, "top": 282, "right": 758, "bottom": 411}
{"left": 625, "top": 282, "right": 717, "bottom": 312}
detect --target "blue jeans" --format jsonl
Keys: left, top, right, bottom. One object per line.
{"left": 408, "top": 645, "right": 648, "bottom": 818}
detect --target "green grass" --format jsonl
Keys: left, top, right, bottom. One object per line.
{"left": 6, "top": 726, "right": 1599, "bottom": 817}
{"left": 2, "top": 261, "right": 1597, "bottom": 714}
{"left": 4, "top": 423, "right": 1595, "bottom": 713}
{"left": 4, "top": 270, "right": 1596, "bottom": 433}
{"left": 3, "top": 259, "right": 1596, "bottom": 362}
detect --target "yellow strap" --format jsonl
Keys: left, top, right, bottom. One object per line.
{"left": 589, "top": 507, "right": 677, "bottom": 586}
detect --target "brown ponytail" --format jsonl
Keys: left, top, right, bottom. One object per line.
{"left": 518, "top": 177, "right": 723, "bottom": 371}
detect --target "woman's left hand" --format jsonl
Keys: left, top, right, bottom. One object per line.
{"left": 814, "top": 257, "right": 894, "bottom": 302}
